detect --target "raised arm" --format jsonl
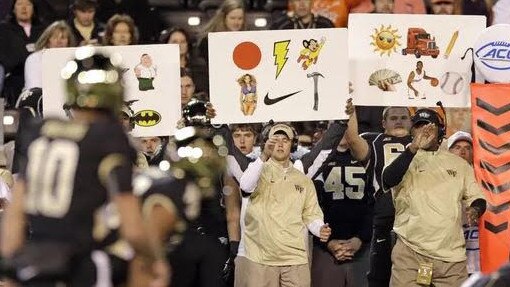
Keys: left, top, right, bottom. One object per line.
{"left": 344, "top": 99, "right": 370, "bottom": 162}
{"left": 301, "top": 121, "right": 347, "bottom": 175}
{"left": 239, "top": 137, "right": 275, "bottom": 193}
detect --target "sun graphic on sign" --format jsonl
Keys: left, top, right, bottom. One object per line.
{"left": 370, "top": 25, "right": 402, "bottom": 56}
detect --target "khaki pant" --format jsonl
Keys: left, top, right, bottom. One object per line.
{"left": 390, "top": 238, "right": 468, "bottom": 287}
{"left": 234, "top": 256, "right": 310, "bottom": 287}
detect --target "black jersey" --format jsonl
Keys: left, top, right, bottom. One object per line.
{"left": 314, "top": 149, "right": 372, "bottom": 243}
{"left": 18, "top": 118, "right": 133, "bottom": 251}
{"left": 135, "top": 168, "right": 227, "bottom": 242}
{"left": 136, "top": 169, "right": 202, "bottom": 242}
{"left": 361, "top": 133, "right": 412, "bottom": 226}
{"left": 362, "top": 133, "right": 413, "bottom": 197}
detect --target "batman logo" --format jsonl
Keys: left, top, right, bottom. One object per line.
{"left": 134, "top": 110, "right": 161, "bottom": 127}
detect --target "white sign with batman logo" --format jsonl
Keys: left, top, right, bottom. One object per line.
{"left": 42, "top": 45, "right": 181, "bottom": 137}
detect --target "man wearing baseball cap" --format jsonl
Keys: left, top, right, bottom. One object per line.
{"left": 382, "top": 108, "right": 486, "bottom": 287}
{"left": 447, "top": 130, "right": 480, "bottom": 276}
{"left": 447, "top": 131, "right": 473, "bottom": 165}
{"left": 237, "top": 122, "right": 331, "bottom": 287}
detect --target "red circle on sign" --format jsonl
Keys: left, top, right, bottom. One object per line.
{"left": 232, "top": 41, "right": 261, "bottom": 70}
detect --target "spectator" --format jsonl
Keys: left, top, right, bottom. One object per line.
{"left": 102, "top": 14, "right": 138, "bottom": 46}
{"left": 180, "top": 68, "right": 207, "bottom": 108}
{"left": 383, "top": 108, "right": 486, "bottom": 287}
{"left": 237, "top": 123, "right": 331, "bottom": 287}
{"left": 139, "top": 136, "right": 166, "bottom": 166}
{"left": 118, "top": 100, "right": 136, "bottom": 133}
{"left": 231, "top": 124, "right": 259, "bottom": 158}
{"left": 160, "top": 27, "right": 208, "bottom": 93}
{"left": 447, "top": 131, "right": 480, "bottom": 276}
{"left": 198, "top": 0, "right": 246, "bottom": 62}
{"left": 68, "top": 0, "right": 103, "bottom": 46}
{"left": 117, "top": 100, "right": 149, "bottom": 169}
{"left": 345, "top": 104, "right": 413, "bottom": 287}
{"left": 492, "top": 0, "right": 510, "bottom": 24}
{"left": 94, "top": 0, "right": 160, "bottom": 43}
{"left": 24, "top": 21, "right": 76, "bottom": 90}
{"left": 272, "top": 0, "right": 335, "bottom": 30}
{"left": 0, "top": 0, "right": 46, "bottom": 107}
{"left": 447, "top": 131, "right": 473, "bottom": 165}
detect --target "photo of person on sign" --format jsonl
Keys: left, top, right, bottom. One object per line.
{"left": 134, "top": 53, "right": 157, "bottom": 91}
{"left": 237, "top": 73, "right": 257, "bottom": 116}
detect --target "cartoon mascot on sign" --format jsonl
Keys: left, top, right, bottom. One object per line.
{"left": 297, "top": 37, "right": 326, "bottom": 70}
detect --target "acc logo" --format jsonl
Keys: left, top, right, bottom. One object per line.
{"left": 134, "top": 110, "right": 161, "bottom": 127}
{"left": 475, "top": 41, "right": 510, "bottom": 71}
{"left": 473, "top": 24, "right": 510, "bottom": 83}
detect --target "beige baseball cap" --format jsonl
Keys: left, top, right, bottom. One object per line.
{"left": 268, "top": 123, "right": 295, "bottom": 140}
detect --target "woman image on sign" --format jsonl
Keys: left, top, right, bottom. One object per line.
{"left": 237, "top": 74, "right": 257, "bottom": 116}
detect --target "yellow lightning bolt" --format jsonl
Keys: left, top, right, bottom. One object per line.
{"left": 273, "top": 40, "right": 290, "bottom": 79}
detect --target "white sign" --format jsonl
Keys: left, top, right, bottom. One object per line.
{"left": 349, "top": 14, "right": 486, "bottom": 108}
{"left": 474, "top": 24, "right": 510, "bottom": 84}
{"left": 208, "top": 28, "right": 349, "bottom": 124}
{"left": 42, "top": 45, "right": 181, "bottom": 137}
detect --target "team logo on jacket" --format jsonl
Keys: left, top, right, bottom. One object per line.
{"left": 295, "top": 184, "right": 304, "bottom": 193}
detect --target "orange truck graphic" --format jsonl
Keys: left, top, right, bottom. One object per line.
{"left": 402, "top": 28, "right": 440, "bottom": 58}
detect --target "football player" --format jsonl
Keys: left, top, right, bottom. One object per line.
{"left": 1, "top": 49, "right": 169, "bottom": 286}
{"left": 344, "top": 99, "right": 412, "bottom": 287}
{"left": 311, "top": 134, "right": 372, "bottom": 287}
{"left": 131, "top": 119, "right": 232, "bottom": 287}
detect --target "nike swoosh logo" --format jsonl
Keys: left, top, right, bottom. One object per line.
{"left": 264, "top": 91, "right": 301, "bottom": 105}
{"left": 376, "top": 239, "right": 386, "bottom": 243}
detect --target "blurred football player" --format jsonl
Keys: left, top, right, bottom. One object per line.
{"left": 131, "top": 103, "right": 234, "bottom": 286}
{"left": 1, "top": 48, "right": 169, "bottom": 286}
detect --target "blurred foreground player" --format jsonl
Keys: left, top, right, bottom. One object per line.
{"left": 131, "top": 100, "right": 233, "bottom": 287}
{"left": 1, "top": 48, "right": 169, "bottom": 286}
